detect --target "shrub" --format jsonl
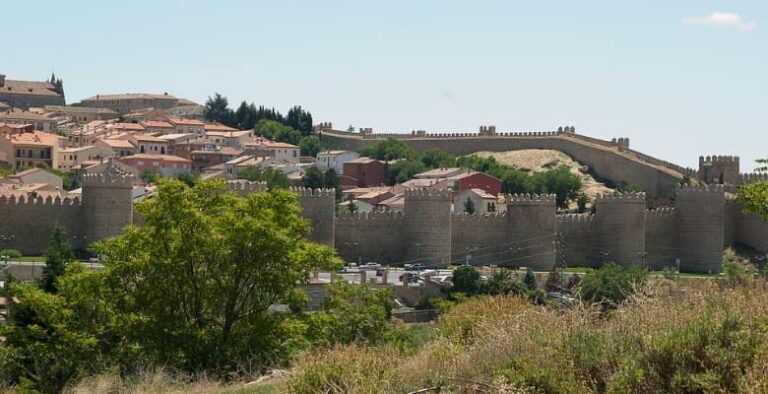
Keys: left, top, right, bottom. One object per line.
{"left": 0, "top": 249, "right": 21, "bottom": 259}
{"left": 577, "top": 262, "right": 646, "bottom": 307}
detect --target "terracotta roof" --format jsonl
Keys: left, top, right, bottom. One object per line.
{"left": 122, "top": 153, "right": 191, "bottom": 163}
{"left": 169, "top": 118, "right": 204, "bottom": 126}
{"left": 0, "top": 109, "right": 57, "bottom": 122}
{"left": 44, "top": 105, "right": 117, "bottom": 115}
{"left": 110, "top": 123, "right": 146, "bottom": 131}
{"left": 141, "top": 121, "right": 174, "bottom": 129}
{"left": 9, "top": 131, "right": 62, "bottom": 147}
{"left": 82, "top": 93, "right": 178, "bottom": 101}
{"left": 1, "top": 79, "right": 61, "bottom": 97}
{"left": 204, "top": 123, "right": 238, "bottom": 132}
{"left": 346, "top": 157, "right": 381, "bottom": 164}
{"left": 131, "top": 134, "right": 167, "bottom": 143}
{"left": 263, "top": 141, "right": 299, "bottom": 149}
{"left": 206, "top": 130, "right": 252, "bottom": 138}
{"left": 467, "top": 188, "right": 497, "bottom": 199}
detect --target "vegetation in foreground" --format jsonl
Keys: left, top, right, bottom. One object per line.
{"left": 286, "top": 277, "right": 768, "bottom": 393}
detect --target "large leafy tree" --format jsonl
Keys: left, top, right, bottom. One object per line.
{"left": 92, "top": 180, "right": 340, "bottom": 369}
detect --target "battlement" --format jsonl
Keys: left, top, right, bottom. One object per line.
{"left": 505, "top": 193, "right": 557, "bottom": 205}
{"left": 315, "top": 122, "right": 333, "bottom": 130}
{"left": 451, "top": 212, "right": 507, "bottom": 223}
{"left": 557, "top": 126, "right": 576, "bottom": 133}
{"left": 738, "top": 173, "right": 768, "bottom": 184}
{"left": 676, "top": 184, "right": 725, "bottom": 193}
{"left": 556, "top": 213, "right": 595, "bottom": 224}
{"left": 403, "top": 188, "right": 452, "bottom": 200}
{"left": 226, "top": 180, "right": 268, "bottom": 194}
{"left": 699, "top": 155, "right": 740, "bottom": 165}
{"left": 646, "top": 207, "right": 675, "bottom": 217}
{"left": 595, "top": 192, "right": 646, "bottom": 203}
{"left": 337, "top": 210, "right": 405, "bottom": 222}
{"left": 0, "top": 194, "right": 82, "bottom": 206}
{"left": 478, "top": 125, "right": 497, "bottom": 135}
{"left": 290, "top": 187, "right": 335, "bottom": 197}
{"left": 80, "top": 172, "right": 134, "bottom": 188}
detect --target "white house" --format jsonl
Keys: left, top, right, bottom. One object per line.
{"left": 316, "top": 150, "right": 359, "bottom": 174}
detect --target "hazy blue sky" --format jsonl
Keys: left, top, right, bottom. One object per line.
{"left": 2, "top": 1, "right": 765, "bottom": 170}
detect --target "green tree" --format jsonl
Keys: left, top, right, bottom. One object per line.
{"left": 387, "top": 159, "right": 426, "bottom": 185}
{"left": 237, "top": 166, "right": 291, "bottom": 189}
{"left": 140, "top": 170, "right": 159, "bottom": 184}
{"left": 736, "top": 158, "right": 768, "bottom": 220}
{"left": 529, "top": 166, "right": 582, "bottom": 208}
{"left": 577, "top": 193, "right": 587, "bottom": 213}
{"left": 41, "top": 226, "right": 75, "bottom": 293}
{"left": 300, "top": 135, "right": 323, "bottom": 157}
{"left": 523, "top": 267, "right": 537, "bottom": 291}
{"left": 420, "top": 148, "right": 457, "bottom": 168}
{"left": 302, "top": 166, "right": 326, "bottom": 189}
{"left": 286, "top": 106, "right": 314, "bottom": 136}
{"left": 175, "top": 171, "right": 198, "bottom": 187}
{"left": 451, "top": 265, "right": 481, "bottom": 295}
{"left": 303, "top": 280, "right": 396, "bottom": 346}
{"left": 358, "top": 138, "right": 416, "bottom": 161}
{"left": 203, "top": 93, "right": 235, "bottom": 126}
{"left": 254, "top": 119, "right": 302, "bottom": 145}
{"left": 463, "top": 197, "right": 476, "bottom": 214}
{"left": 92, "top": 180, "right": 341, "bottom": 371}
{"left": 577, "top": 263, "right": 647, "bottom": 308}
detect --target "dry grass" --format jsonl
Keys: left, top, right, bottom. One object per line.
{"left": 284, "top": 278, "right": 768, "bottom": 393}
{"left": 62, "top": 369, "right": 276, "bottom": 394}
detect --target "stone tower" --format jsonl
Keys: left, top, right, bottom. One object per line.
{"left": 698, "top": 155, "right": 740, "bottom": 185}
{"left": 506, "top": 193, "right": 557, "bottom": 271}
{"left": 675, "top": 184, "right": 724, "bottom": 274}
{"left": 81, "top": 165, "right": 134, "bottom": 244}
{"left": 404, "top": 188, "right": 452, "bottom": 267}
{"left": 294, "top": 187, "right": 336, "bottom": 247}
{"left": 595, "top": 192, "right": 647, "bottom": 266}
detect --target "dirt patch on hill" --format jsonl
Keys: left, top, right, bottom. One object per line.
{"left": 471, "top": 149, "right": 614, "bottom": 203}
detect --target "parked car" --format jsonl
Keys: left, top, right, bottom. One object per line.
{"left": 361, "top": 262, "right": 381, "bottom": 270}
{"left": 341, "top": 263, "right": 359, "bottom": 273}
{"left": 405, "top": 263, "right": 426, "bottom": 272}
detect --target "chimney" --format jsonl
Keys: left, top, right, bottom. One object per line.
{"left": 0, "top": 74, "right": 5, "bottom": 87}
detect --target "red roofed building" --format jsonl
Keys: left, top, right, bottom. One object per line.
{"left": 341, "top": 157, "right": 389, "bottom": 188}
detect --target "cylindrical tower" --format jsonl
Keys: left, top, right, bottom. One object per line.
{"left": 595, "top": 192, "right": 647, "bottom": 267}
{"left": 404, "top": 188, "right": 452, "bottom": 267}
{"left": 81, "top": 169, "right": 134, "bottom": 246}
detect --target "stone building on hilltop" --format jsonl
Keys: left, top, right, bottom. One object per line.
{"left": 0, "top": 73, "right": 65, "bottom": 110}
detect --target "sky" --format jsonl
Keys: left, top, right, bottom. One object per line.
{"left": 2, "top": 1, "right": 766, "bottom": 170}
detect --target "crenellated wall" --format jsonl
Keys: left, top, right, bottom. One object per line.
{"left": 0, "top": 195, "right": 84, "bottom": 254}
{"left": 594, "top": 193, "right": 647, "bottom": 266}
{"left": 403, "top": 188, "right": 453, "bottom": 266}
{"left": 644, "top": 208, "right": 677, "bottom": 269}
{"left": 675, "top": 185, "right": 725, "bottom": 273}
{"left": 318, "top": 128, "right": 690, "bottom": 198}
{"left": 505, "top": 194, "right": 557, "bottom": 270}
{"left": 335, "top": 211, "right": 405, "bottom": 264}
{"left": 556, "top": 213, "right": 597, "bottom": 268}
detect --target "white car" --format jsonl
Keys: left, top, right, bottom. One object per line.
{"left": 360, "top": 262, "right": 381, "bottom": 270}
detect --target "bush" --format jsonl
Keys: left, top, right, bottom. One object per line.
{"left": 577, "top": 262, "right": 646, "bottom": 308}
{"left": 0, "top": 249, "right": 21, "bottom": 259}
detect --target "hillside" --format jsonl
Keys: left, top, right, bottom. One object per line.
{"left": 472, "top": 149, "right": 615, "bottom": 203}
